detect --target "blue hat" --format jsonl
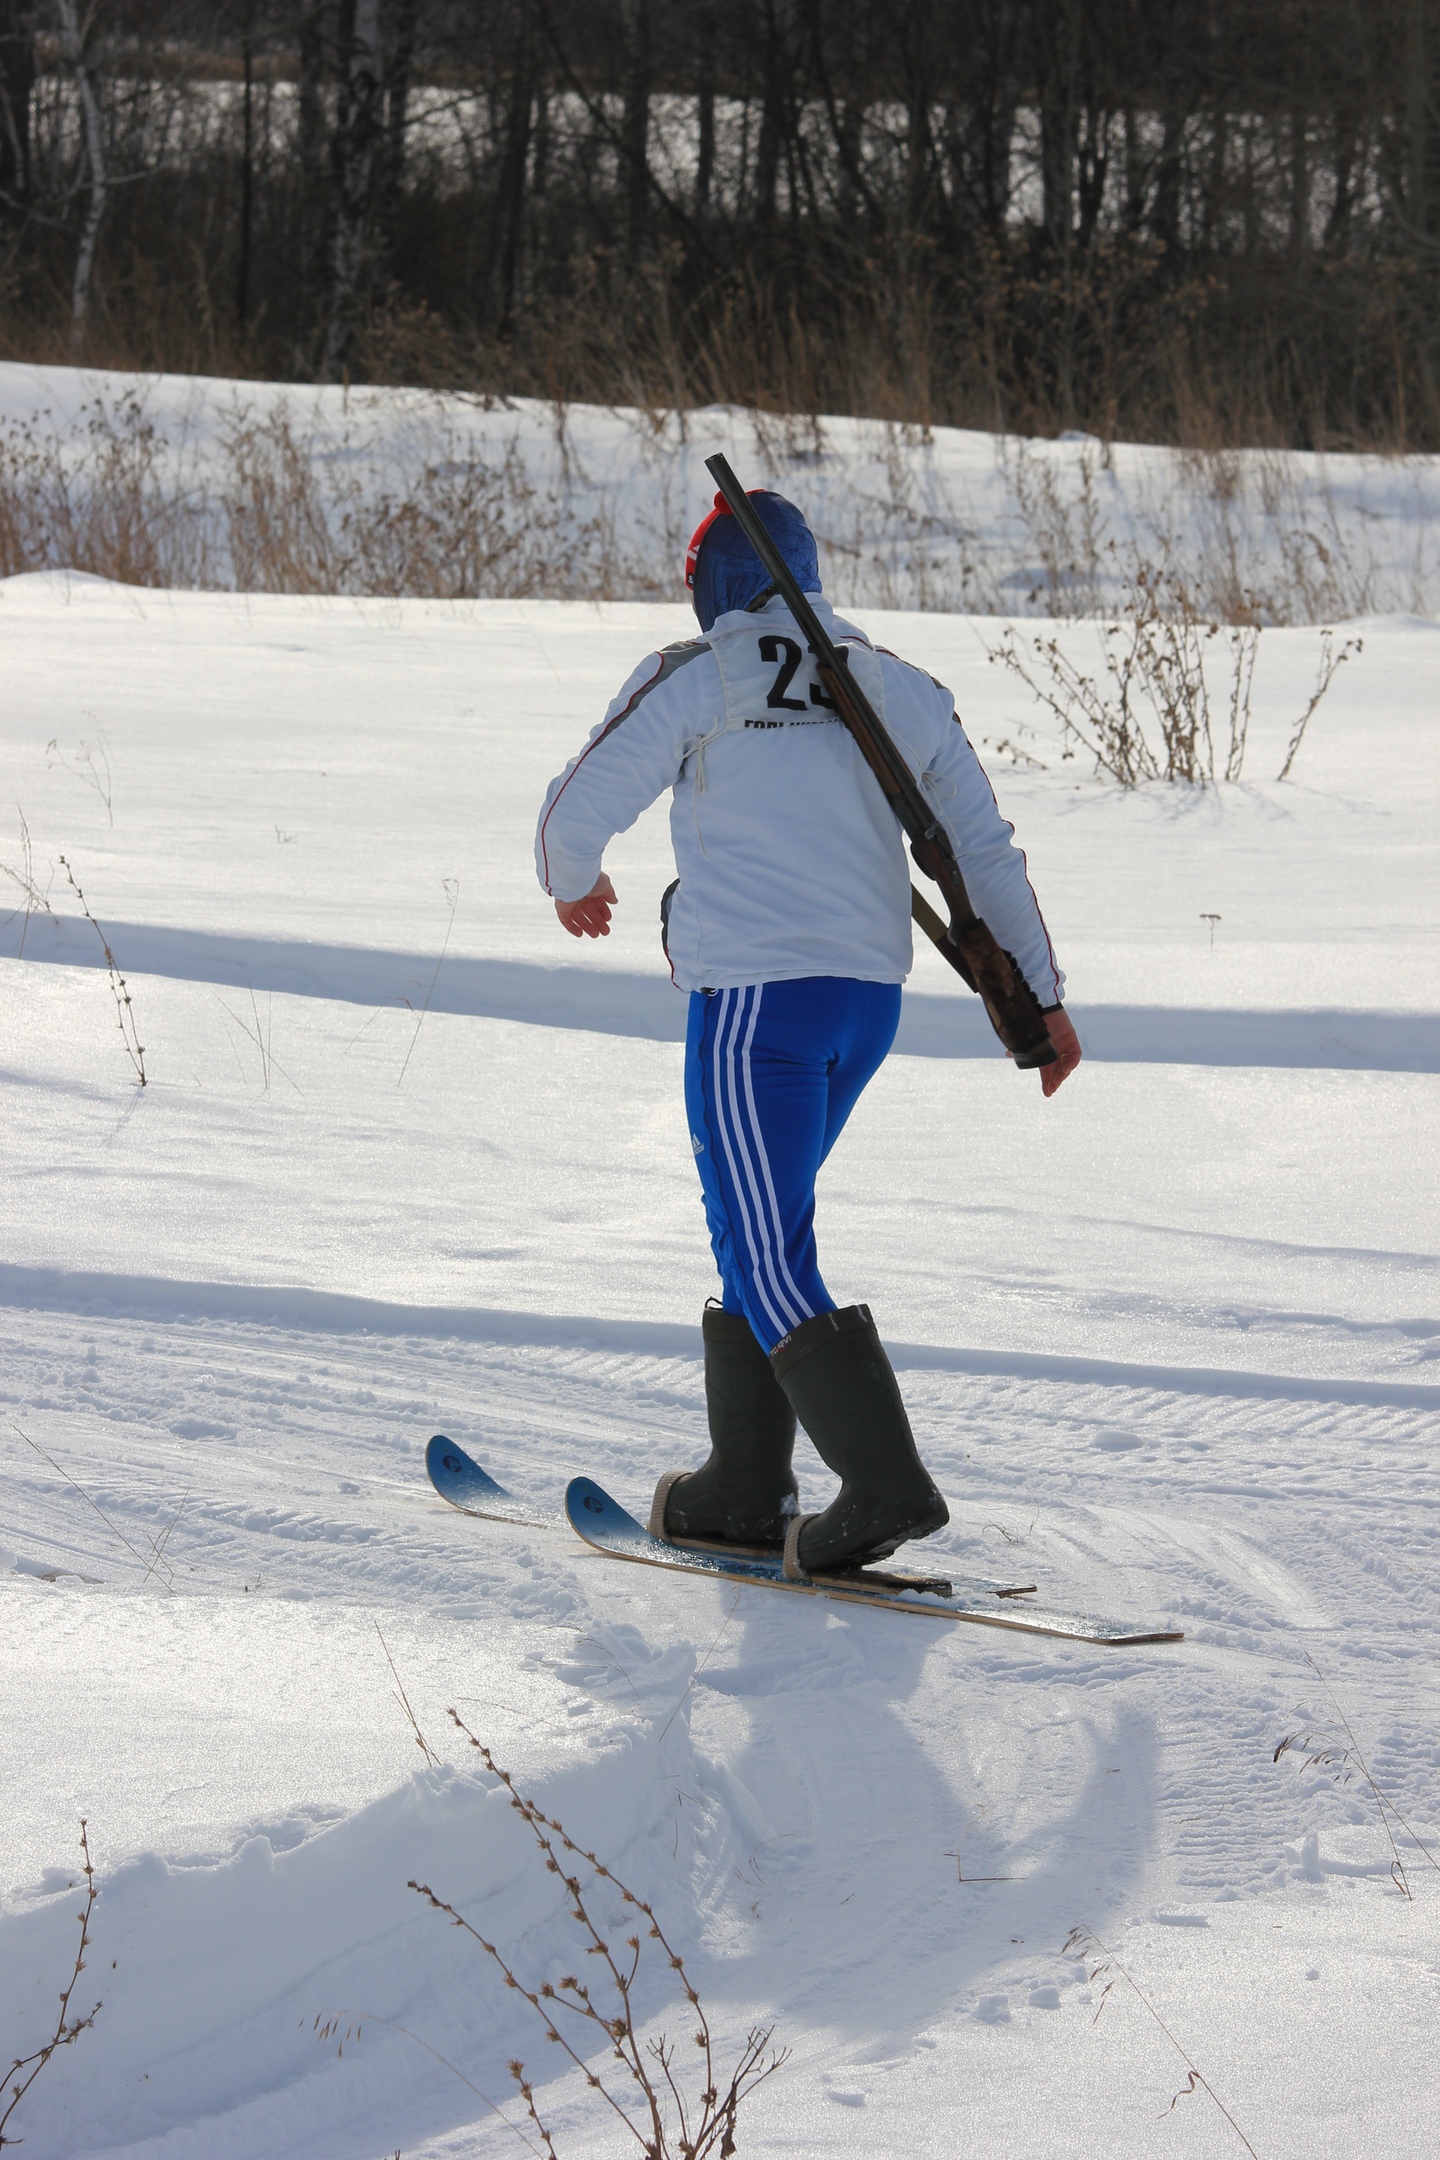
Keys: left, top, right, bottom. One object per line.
{"left": 686, "top": 488, "right": 821, "bottom": 632}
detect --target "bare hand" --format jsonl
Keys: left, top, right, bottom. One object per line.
{"left": 1038, "top": 1007, "right": 1081, "bottom": 1097}
{"left": 555, "top": 872, "right": 617, "bottom": 939}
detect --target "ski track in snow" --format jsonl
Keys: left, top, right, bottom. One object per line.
{"left": 0, "top": 573, "right": 1437, "bottom": 2156}
{"left": 3, "top": 1309, "right": 1439, "bottom": 2157}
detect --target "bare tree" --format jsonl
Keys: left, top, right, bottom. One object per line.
{"left": 56, "top": 0, "right": 108, "bottom": 354}
{"left": 0, "top": 0, "right": 35, "bottom": 221}
{"left": 324, "top": 0, "right": 384, "bottom": 377}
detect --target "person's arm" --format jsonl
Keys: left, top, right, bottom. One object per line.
{"left": 920, "top": 696, "right": 1080, "bottom": 1095}
{"left": 535, "top": 644, "right": 708, "bottom": 932}
{"left": 919, "top": 710, "right": 1063, "bottom": 1003}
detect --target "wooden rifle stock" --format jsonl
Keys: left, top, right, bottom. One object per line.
{"left": 704, "top": 453, "right": 1056, "bottom": 1069}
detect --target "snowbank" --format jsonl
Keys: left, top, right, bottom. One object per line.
{"left": 1, "top": 361, "right": 1436, "bottom": 620}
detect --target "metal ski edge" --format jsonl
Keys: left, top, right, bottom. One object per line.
{"left": 564, "top": 1477, "right": 1183, "bottom": 1647}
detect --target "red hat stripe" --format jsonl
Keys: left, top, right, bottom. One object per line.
{"left": 684, "top": 489, "right": 735, "bottom": 589}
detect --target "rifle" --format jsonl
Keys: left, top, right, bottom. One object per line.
{"left": 704, "top": 454, "right": 1057, "bottom": 1070}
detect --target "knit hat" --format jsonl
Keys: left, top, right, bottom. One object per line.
{"left": 685, "top": 487, "right": 821, "bottom": 632}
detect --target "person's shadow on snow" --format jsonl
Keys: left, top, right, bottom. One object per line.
{"left": 686, "top": 1569, "right": 1159, "bottom": 2048}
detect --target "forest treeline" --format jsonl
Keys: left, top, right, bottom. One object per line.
{"left": 0, "top": 2, "right": 1438, "bottom": 447}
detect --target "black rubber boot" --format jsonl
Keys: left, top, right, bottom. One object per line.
{"left": 769, "top": 1304, "right": 948, "bottom": 1574}
{"left": 650, "top": 1306, "right": 799, "bottom": 1548}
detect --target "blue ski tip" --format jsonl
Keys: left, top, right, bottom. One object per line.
{"left": 426, "top": 1435, "right": 554, "bottom": 1527}
{"left": 565, "top": 1475, "right": 647, "bottom": 1545}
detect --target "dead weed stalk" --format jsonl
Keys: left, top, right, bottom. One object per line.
{"left": 0, "top": 810, "right": 55, "bottom": 959}
{"left": 1275, "top": 633, "right": 1363, "bottom": 781}
{"left": 397, "top": 876, "right": 459, "bottom": 1087}
{"left": 1063, "top": 1925, "right": 1259, "bottom": 2158}
{"left": 57, "top": 854, "right": 146, "bottom": 1085}
{"left": 410, "top": 1712, "right": 785, "bottom": 2158}
{"left": 11, "top": 1420, "right": 182, "bottom": 1588}
{"left": 47, "top": 731, "right": 114, "bottom": 826}
{"left": 1, "top": 1822, "right": 102, "bottom": 2149}
{"left": 1273, "top": 1654, "right": 1440, "bottom": 1901}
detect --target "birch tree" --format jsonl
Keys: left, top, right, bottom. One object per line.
{"left": 324, "top": 0, "right": 383, "bottom": 378}
{"left": 57, "top": 0, "right": 107, "bottom": 353}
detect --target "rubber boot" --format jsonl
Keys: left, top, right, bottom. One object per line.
{"left": 650, "top": 1306, "right": 799, "bottom": 1548}
{"left": 769, "top": 1304, "right": 948, "bottom": 1575}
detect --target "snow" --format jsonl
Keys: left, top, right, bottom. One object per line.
{"left": 1, "top": 542, "right": 1437, "bottom": 2157}
{"left": 3, "top": 360, "right": 1438, "bottom": 620}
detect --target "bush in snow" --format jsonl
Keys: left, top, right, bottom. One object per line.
{"left": 991, "top": 554, "right": 1361, "bottom": 785}
{"left": 409, "top": 1713, "right": 786, "bottom": 2160}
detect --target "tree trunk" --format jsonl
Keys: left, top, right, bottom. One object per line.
{"left": 755, "top": 0, "right": 789, "bottom": 228}
{"left": 1121, "top": 102, "right": 1145, "bottom": 234}
{"left": 0, "top": 0, "right": 35, "bottom": 218}
{"left": 376, "top": 0, "right": 417, "bottom": 275}
{"left": 1036, "top": 1, "right": 1076, "bottom": 255}
{"left": 1322, "top": 106, "right": 1357, "bottom": 253}
{"left": 976, "top": 90, "right": 1017, "bottom": 235}
{"left": 901, "top": 0, "right": 935, "bottom": 236}
{"left": 623, "top": 0, "right": 653, "bottom": 264}
{"left": 1404, "top": 0, "right": 1440, "bottom": 241}
{"left": 695, "top": 2, "right": 716, "bottom": 218}
{"left": 237, "top": 6, "right": 255, "bottom": 326}
{"left": 296, "top": 1, "right": 328, "bottom": 362}
{"left": 324, "top": 0, "right": 384, "bottom": 380}
{"left": 1288, "top": 106, "right": 1309, "bottom": 256}
{"left": 57, "top": 0, "right": 107, "bottom": 355}
{"left": 487, "top": 23, "right": 533, "bottom": 335}
{"left": 1149, "top": 104, "right": 1185, "bottom": 261}
{"left": 1075, "top": 102, "right": 1110, "bottom": 255}
{"left": 1198, "top": 108, "right": 1227, "bottom": 250}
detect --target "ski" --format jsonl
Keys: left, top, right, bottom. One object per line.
{"left": 427, "top": 1441, "right": 1035, "bottom": 1594}
{"left": 425, "top": 1435, "right": 559, "bottom": 1529}
{"left": 565, "top": 1477, "right": 1184, "bottom": 1646}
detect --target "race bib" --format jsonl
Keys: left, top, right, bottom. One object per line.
{"left": 708, "top": 618, "right": 887, "bottom": 734}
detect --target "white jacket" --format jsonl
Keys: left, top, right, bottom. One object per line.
{"left": 536, "top": 594, "right": 1063, "bottom": 1003}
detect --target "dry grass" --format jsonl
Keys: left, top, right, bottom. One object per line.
{"left": 2, "top": 384, "right": 1430, "bottom": 625}
{"left": 0, "top": 391, "right": 633, "bottom": 602}
{"left": 1274, "top": 1655, "right": 1440, "bottom": 1902}
{"left": 990, "top": 560, "right": 1361, "bottom": 787}
{"left": 1063, "top": 1924, "right": 1260, "bottom": 2158}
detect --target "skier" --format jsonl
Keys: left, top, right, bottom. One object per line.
{"left": 535, "top": 487, "right": 1080, "bottom": 1580}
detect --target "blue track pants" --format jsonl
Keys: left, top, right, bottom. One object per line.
{"left": 684, "top": 977, "right": 902, "bottom": 1352}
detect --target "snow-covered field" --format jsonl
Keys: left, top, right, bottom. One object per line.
{"left": 1, "top": 552, "right": 1437, "bottom": 2157}
{"left": 4, "top": 360, "right": 1439, "bottom": 621}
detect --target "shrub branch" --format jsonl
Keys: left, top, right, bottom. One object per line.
{"left": 1, "top": 1822, "right": 102, "bottom": 2149}
{"left": 408, "top": 1713, "right": 785, "bottom": 2157}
